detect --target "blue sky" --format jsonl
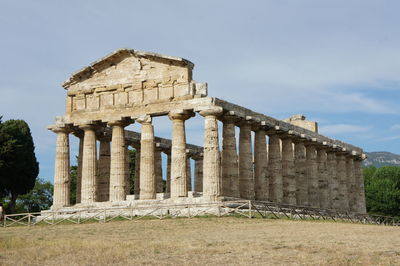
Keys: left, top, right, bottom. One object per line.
{"left": 1, "top": 0, "right": 399, "bottom": 183}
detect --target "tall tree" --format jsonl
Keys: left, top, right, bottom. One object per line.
{"left": 0, "top": 119, "right": 39, "bottom": 213}
{"left": 0, "top": 117, "right": 16, "bottom": 198}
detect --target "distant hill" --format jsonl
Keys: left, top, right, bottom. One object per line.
{"left": 363, "top": 152, "right": 400, "bottom": 167}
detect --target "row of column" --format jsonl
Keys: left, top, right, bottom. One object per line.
{"left": 51, "top": 109, "right": 214, "bottom": 208}
{"left": 218, "top": 115, "right": 366, "bottom": 213}
{"left": 52, "top": 107, "right": 366, "bottom": 214}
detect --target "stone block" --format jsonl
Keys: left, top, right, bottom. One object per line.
{"left": 128, "top": 89, "right": 143, "bottom": 104}
{"left": 114, "top": 92, "right": 128, "bottom": 105}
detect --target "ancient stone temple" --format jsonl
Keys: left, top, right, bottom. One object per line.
{"left": 48, "top": 48, "right": 367, "bottom": 214}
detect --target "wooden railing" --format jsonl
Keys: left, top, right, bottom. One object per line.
{"left": 1, "top": 200, "right": 399, "bottom": 227}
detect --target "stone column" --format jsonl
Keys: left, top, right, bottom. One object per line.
{"left": 327, "top": 150, "right": 340, "bottom": 209}
{"left": 125, "top": 142, "right": 131, "bottom": 196}
{"left": 155, "top": 146, "right": 163, "bottom": 193}
{"left": 337, "top": 153, "right": 349, "bottom": 211}
{"left": 316, "top": 146, "right": 329, "bottom": 209}
{"left": 73, "top": 131, "right": 84, "bottom": 204}
{"left": 192, "top": 153, "right": 203, "bottom": 192}
{"left": 186, "top": 155, "right": 192, "bottom": 192}
{"left": 281, "top": 135, "right": 296, "bottom": 205}
{"left": 108, "top": 121, "right": 129, "bottom": 202}
{"left": 294, "top": 138, "right": 307, "bottom": 206}
{"left": 254, "top": 127, "right": 268, "bottom": 201}
{"left": 200, "top": 107, "right": 223, "bottom": 200}
{"left": 305, "top": 141, "right": 319, "bottom": 208}
{"left": 133, "top": 146, "right": 140, "bottom": 197}
{"left": 80, "top": 124, "right": 97, "bottom": 204}
{"left": 221, "top": 114, "right": 239, "bottom": 197}
{"left": 138, "top": 115, "right": 156, "bottom": 200}
{"left": 51, "top": 126, "right": 71, "bottom": 208}
{"left": 354, "top": 157, "right": 367, "bottom": 213}
{"left": 346, "top": 155, "right": 356, "bottom": 212}
{"left": 267, "top": 132, "right": 283, "bottom": 203}
{"left": 97, "top": 134, "right": 111, "bottom": 202}
{"left": 169, "top": 110, "right": 192, "bottom": 198}
{"left": 165, "top": 149, "right": 171, "bottom": 194}
{"left": 238, "top": 121, "right": 254, "bottom": 200}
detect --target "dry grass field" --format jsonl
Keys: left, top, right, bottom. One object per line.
{"left": 1, "top": 217, "right": 400, "bottom": 266}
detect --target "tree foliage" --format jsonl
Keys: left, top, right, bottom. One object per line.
{"left": 0, "top": 119, "right": 39, "bottom": 212}
{"left": 15, "top": 178, "right": 53, "bottom": 213}
{"left": 364, "top": 166, "right": 400, "bottom": 216}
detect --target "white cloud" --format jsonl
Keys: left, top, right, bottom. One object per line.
{"left": 390, "top": 124, "right": 400, "bottom": 131}
{"left": 378, "top": 135, "right": 400, "bottom": 142}
{"left": 319, "top": 124, "right": 372, "bottom": 135}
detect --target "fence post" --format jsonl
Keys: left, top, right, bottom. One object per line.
{"left": 249, "top": 200, "right": 252, "bottom": 218}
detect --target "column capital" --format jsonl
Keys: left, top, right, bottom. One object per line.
{"left": 107, "top": 119, "right": 132, "bottom": 127}
{"left": 136, "top": 114, "right": 152, "bottom": 124}
{"left": 49, "top": 125, "right": 73, "bottom": 134}
{"left": 326, "top": 144, "right": 341, "bottom": 153}
{"left": 220, "top": 112, "right": 239, "bottom": 124}
{"left": 304, "top": 138, "right": 319, "bottom": 147}
{"left": 79, "top": 123, "right": 98, "bottom": 131}
{"left": 278, "top": 130, "right": 297, "bottom": 140}
{"left": 168, "top": 109, "right": 194, "bottom": 121}
{"left": 315, "top": 142, "right": 329, "bottom": 151}
{"left": 265, "top": 126, "right": 285, "bottom": 136}
{"left": 292, "top": 134, "right": 307, "bottom": 143}
{"left": 199, "top": 106, "right": 223, "bottom": 117}
{"left": 237, "top": 119, "right": 253, "bottom": 128}
{"left": 354, "top": 153, "right": 367, "bottom": 161}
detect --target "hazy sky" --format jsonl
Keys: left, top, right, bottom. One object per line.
{"left": 1, "top": 0, "right": 399, "bottom": 182}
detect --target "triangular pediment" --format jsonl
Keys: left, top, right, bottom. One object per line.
{"left": 62, "top": 48, "right": 194, "bottom": 91}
